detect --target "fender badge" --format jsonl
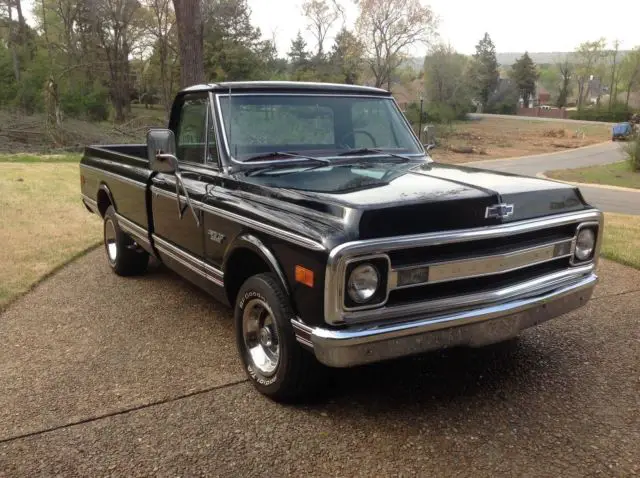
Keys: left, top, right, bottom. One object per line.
{"left": 208, "top": 229, "right": 226, "bottom": 243}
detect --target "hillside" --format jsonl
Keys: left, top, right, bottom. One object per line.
{"left": 406, "top": 50, "right": 632, "bottom": 70}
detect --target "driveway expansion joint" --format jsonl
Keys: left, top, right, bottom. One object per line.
{"left": 0, "top": 378, "right": 249, "bottom": 445}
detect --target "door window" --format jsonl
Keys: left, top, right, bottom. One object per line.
{"left": 176, "top": 96, "right": 208, "bottom": 164}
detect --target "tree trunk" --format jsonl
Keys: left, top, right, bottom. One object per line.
{"left": 626, "top": 86, "right": 632, "bottom": 108}
{"left": 172, "top": 0, "right": 205, "bottom": 88}
{"left": 7, "top": 4, "right": 20, "bottom": 82}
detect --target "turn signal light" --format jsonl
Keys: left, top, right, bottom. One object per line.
{"left": 295, "top": 265, "right": 314, "bottom": 287}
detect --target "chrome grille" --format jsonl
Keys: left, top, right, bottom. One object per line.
{"left": 324, "top": 209, "right": 603, "bottom": 325}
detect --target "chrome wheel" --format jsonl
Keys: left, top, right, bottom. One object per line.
{"left": 105, "top": 219, "right": 118, "bottom": 263}
{"left": 242, "top": 298, "right": 280, "bottom": 376}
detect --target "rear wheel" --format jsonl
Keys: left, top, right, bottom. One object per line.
{"left": 103, "top": 206, "right": 149, "bottom": 276}
{"left": 235, "top": 273, "right": 325, "bottom": 402}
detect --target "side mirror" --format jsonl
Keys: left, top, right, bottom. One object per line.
{"left": 147, "top": 128, "right": 178, "bottom": 173}
{"left": 425, "top": 143, "right": 436, "bottom": 152}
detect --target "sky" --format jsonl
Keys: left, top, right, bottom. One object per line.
{"left": 21, "top": 0, "right": 640, "bottom": 57}
{"left": 248, "top": 0, "right": 640, "bottom": 56}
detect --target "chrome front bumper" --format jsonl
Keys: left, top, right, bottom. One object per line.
{"left": 292, "top": 273, "right": 597, "bottom": 368}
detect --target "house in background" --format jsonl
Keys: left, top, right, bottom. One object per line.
{"left": 586, "top": 76, "right": 607, "bottom": 105}
{"left": 518, "top": 82, "right": 551, "bottom": 108}
{"left": 536, "top": 84, "right": 551, "bottom": 105}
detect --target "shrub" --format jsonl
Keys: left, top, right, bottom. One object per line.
{"left": 61, "top": 86, "right": 110, "bottom": 122}
{"left": 626, "top": 134, "right": 640, "bottom": 172}
{"left": 569, "top": 103, "right": 634, "bottom": 123}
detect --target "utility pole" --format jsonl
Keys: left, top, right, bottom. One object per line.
{"left": 418, "top": 94, "right": 424, "bottom": 143}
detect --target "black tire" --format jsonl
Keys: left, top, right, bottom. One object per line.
{"left": 103, "top": 205, "right": 149, "bottom": 276}
{"left": 235, "top": 273, "right": 325, "bottom": 402}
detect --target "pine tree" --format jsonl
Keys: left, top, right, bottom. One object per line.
{"left": 470, "top": 33, "right": 499, "bottom": 110}
{"left": 288, "top": 31, "right": 310, "bottom": 70}
{"left": 511, "top": 52, "right": 539, "bottom": 107}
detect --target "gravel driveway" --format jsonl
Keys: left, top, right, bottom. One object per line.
{"left": 1, "top": 249, "right": 639, "bottom": 476}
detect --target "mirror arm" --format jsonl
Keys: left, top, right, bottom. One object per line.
{"left": 174, "top": 171, "right": 201, "bottom": 228}
{"left": 156, "top": 152, "right": 178, "bottom": 163}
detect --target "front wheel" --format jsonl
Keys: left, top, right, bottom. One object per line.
{"left": 235, "top": 273, "right": 324, "bottom": 402}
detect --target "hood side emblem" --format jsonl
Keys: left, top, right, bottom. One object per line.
{"left": 485, "top": 203, "right": 515, "bottom": 219}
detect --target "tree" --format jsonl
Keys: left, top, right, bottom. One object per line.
{"left": 607, "top": 39, "right": 620, "bottom": 110}
{"left": 574, "top": 38, "right": 606, "bottom": 109}
{"left": 423, "top": 43, "right": 470, "bottom": 119}
{"left": 302, "top": 0, "right": 339, "bottom": 58}
{"left": 93, "top": 0, "right": 144, "bottom": 122}
{"left": 330, "top": 27, "right": 364, "bottom": 84}
{"left": 510, "top": 52, "right": 538, "bottom": 107}
{"left": 619, "top": 46, "right": 640, "bottom": 108}
{"left": 469, "top": 33, "right": 499, "bottom": 111}
{"left": 172, "top": 0, "right": 205, "bottom": 88}
{"left": 355, "top": 0, "right": 437, "bottom": 90}
{"left": 144, "top": 0, "right": 177, "bottom": 113}
{"left": 202, "top": 0, "right": 267, "bottom": 81}
{"left": 288, "top": 30, "right": 310, "bottom": 76}
{"left": 556, "top": 57, "right": 572, "bottom": 108}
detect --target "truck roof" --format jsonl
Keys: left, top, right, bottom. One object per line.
{"left": 179, "top": 81, "right": 391, "bottom": 96}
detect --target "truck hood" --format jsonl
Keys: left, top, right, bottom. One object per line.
{"left": 242, "top": 162, "right": 588, "bottom": 240}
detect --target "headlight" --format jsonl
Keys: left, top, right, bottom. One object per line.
{"left": 347, "top": 263, "right": 380, "bottom": 303}
{"left": 575, "top": 227, "right": 596, "bottom": 261}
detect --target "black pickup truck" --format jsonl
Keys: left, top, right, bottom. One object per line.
{"left": 80, "top": 81, "right": 603, "bottom": 401}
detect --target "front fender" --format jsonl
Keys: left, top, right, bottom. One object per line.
{"left": 224, "top": 233, "right": 290, "bottom": 295}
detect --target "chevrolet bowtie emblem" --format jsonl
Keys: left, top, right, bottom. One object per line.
{"left": 485, "top": 203, "right": 515, "bottom": 219}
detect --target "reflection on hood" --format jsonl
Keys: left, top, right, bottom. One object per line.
{"left": 243, "top": 163, "right": 413, "bottom": 194}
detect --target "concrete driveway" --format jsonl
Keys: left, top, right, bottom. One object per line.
{"left": 1, "top": 249, "right": 639, "bottom": 476}
{"left": 472, "top": 142, "right": 640, "bottom": 215}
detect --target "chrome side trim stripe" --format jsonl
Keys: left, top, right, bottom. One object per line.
{"left": 81, "top": 163, "right": 147, "bottom": 188}
{"left": 115, "top": 213, "right": 150, "bottom": 247}
{"left": 150, "top": 185, "right": 325, "bottom": 251}
{"left": 152, "top": 234, "right": 224, "bottom": 286}
{"left": 81, "top": 194, "right": 98, "bottom": 212}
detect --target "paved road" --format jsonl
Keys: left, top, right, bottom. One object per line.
{"left": 1, "top": 249, "right": 639, "bottom": 476}
{"left": 471, "top": 141, "right": 640, "bottom": 215}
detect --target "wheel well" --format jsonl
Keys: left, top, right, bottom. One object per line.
{"left": 224, "top": 248, "right": 271, "bottom": 306}
{"left": 97, "top": 188, "right": 112, "bottom": 217}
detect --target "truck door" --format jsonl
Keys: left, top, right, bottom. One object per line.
{"left": 150, "top": 93, "right": 209, "bottom": 289}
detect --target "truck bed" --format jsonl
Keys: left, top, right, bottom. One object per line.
{"left": 80, "top": 143, "right": 153, "bottom": 233}
{"left": 86, "top": 144, "right": 149, "bottom": 162}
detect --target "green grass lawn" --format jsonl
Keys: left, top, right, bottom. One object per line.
{"left": 0, "top": 157, "right": 101, "bottom": 309}
{"left": 0, "top": 153, "right": 80, "bottom": 163}
{"left": 546, "top": 161, "right": 640, "bottom": 189}
{"left": 601, "top": 213, "right": 640, "bottom": 270}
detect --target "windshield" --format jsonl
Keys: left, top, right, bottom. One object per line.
{"left": 217, "top": 94, "right": 423, "bottom": 161}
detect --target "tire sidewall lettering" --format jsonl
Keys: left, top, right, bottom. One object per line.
{"left": 238, "top": 290, "right": 267, "bottom": 310}
{"left": 239, "top": 288, "right": 280, "bottom": 388}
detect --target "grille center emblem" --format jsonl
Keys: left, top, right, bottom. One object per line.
{"left": 485, "top": 203, "right": 515, "bottom": 219}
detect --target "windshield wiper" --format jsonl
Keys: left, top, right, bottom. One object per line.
{"left": 337, "top": 148, "right": 413, "bottom": 162}
{"left": 244, "top": 151, "right": 330, "bottom": 177}
{"left": 244, "top": 151, "right": 330, "bottom": 164}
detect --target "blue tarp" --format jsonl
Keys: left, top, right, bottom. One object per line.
{"left": 612, "top": 123, "right": 632, "bottom": 136}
